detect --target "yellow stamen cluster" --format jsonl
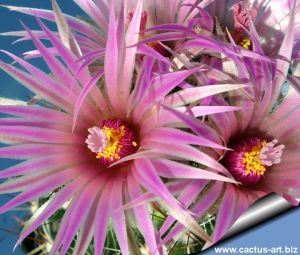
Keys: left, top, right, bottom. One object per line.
{"left": 96, "top": 125, "right": 125, "bottom": 161}
{"left": 238, "top": 36, "right": 252, "bottom": 50}
{"left": 242, "top": 141, "right": 267, "bottom": 176}
{"left": 148, "top": 41, "right": 159, "bottom": 48}
{"left": 226, "top": 30, "right": 252, "bottom": 50}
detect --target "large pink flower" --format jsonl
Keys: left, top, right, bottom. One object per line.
{"left": 158, "top": 7, "right": 300, "bottom": 247}
{"left": 0, "top": 2, "right": 247, "bottom": 254}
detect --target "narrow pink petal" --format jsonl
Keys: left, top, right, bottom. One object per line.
{"left": 8, "top": 31, "right": 98, "bottom": 56}
{"left": 0, "top": 144, "right": 73, "bottom": 160}
{"left": 72, "top": 210, "right": 95, "bottom": 255}
{"left": 3, "top": 5, "right": 105, "bottom": 45}
{"left": 177, "top": 0, "right": 198, "bottom": 24}
{"left": 0, "top": 105, "right": 71, "bottom": 121}
{"left": 184, "top": 0, "right": 215, "bottom": 23}
{"left": 21, "top": 23, "right": 75, "bottom": 87}
{"left": 141, "top": 106, "right": 222, "bottom": 147}
{"left": 0, "top": 49, "right": 75, "bottom": 97}
{"left": 128, "top": 56, "right": 154, "bottom": 114}
{"left": 52, "top": 0, "right": 82, "bottom": 57}
{"left": 116, "top": 1, "right": 126, "bottom": 73}
{"left": 144, "top": 23, "right": 191, "bottom": 34}
{"left": 152, "top": 159, "right": 236, "bottom": 183}
{"left": 136, "top": 32, "right": 187, "bottom": 46}
{"left": 0, "top": 60, "right": 71, "bottom": 111}
{"left": 158, "top": 180, "right": 207, "bottom": 236}
{"left": 138, "top": 68, "right": 201, "bottom": 115}
{"left": 0, "top": 162, "right": 91, "bottom": 195}
{"left": 35, "top": 17, "right": 87, "bottom": 81}
{"left": 133, "top": 159, "right": 211, "bottom": 242}
{"left": 137, "top": 44, "right": 171, "bottom": 64}
{"left": 73, "top": 49, "right": 105, "bottom": 84}
{"left": 159, "top": 199, "right": 211, "bottom": 244}
{"left": 127, "top": 173, "right": 159, "bottom": 255}
{"left": 233, "top": 190, "right": 250, "bottom": 222}
{"left": 0, "top": 154, "right": 84, "bottom": 178}
{"left": 265, "top": 108, "right": 300, "bottom": 139}
{"left": 22, "top": 48, "right": 58, "bottom": 60}
{"left": 270, "top": 4, "right": 295, "bottom": 108}
{"left": 161, "top": 181, "right": 222, "bottom": 244}
{"left": 143, "top": 127, "right": 228, "bottom": 151}
{"left": 111, "top": 177, "right": 128, "bottom": 255}
{"left": 0, "top": 126, "right": 82, "bottom": 144}
{"left": 209, "top": 95, "right": 238, "bottom": 142}
{"left": 213, "top": 184, "right": 237, "bottom": 242}
{"left": 36, "top": 17, "right": 107, "bottom": 113}
{"left": 104, "top": 1, "right": 120, "bottom": 110}
{"left": 144, "top": 142, "right": 231, "bottom": 176}
{"left": 72, "top": 69, "right": 104, "bottom": 130}
{"left": 94, "top": 184, "right": 112, "bottom": 255}
{"left": 109, "top": 150, "right": 161, "bottom": 167}
{"left": 260, "top": 92, "right": 300, "bottom": 130}
{"left": 119, "top": 0, "right": 143, "bottom": 107}
{"left": 16, "top": 171, "right": 98, "bottom": 245}
{"left": 0, "top": 166, "right": 81, "bottom": 214}
{"left": 183, "top": 38, "right": 271, "bottom": 61}
{"left": 210, "top": 108, "right": 233, "bottom": 142}
{"left": 96, "top": 0, "right": 109, "bottom": 19}
{"left": 60, "top": 176, "right": 104, "bottom": 255}
{"left": 176, "top": 105, "right": 242, "bottom": 117}
{"left": 164, "top": 84, "right": 247, "bottom": 107}
{"left": 118, "top": 180, "right": 192, "bottom": 213}
{"left": 0, "top": 118, "right": 70, "bottom": 130}
{"left": 50, "top": 195, "right": 78, "bottom": 255}
{"left": 133, "top": 159, "right": 181, "bottom": 209}
{"left": 73, "top": 0, "right": 108, "bottom": 31}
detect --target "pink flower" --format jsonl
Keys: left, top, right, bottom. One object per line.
{"left": 159, "top": 7, "right": 300, "bottom": 247}
{"left": 0, "top": 2, "right": 245, "bottom": 254}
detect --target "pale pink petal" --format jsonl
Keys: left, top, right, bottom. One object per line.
{"left": 111, "top": 177, "right": 129, "bottom": 255}
{"left": 16, "top": 171, "right": 98, "bottom": 246}
{"left": 127, "top": 173, "right": 159, "bottom": 255}
{"left": 164, "top": 84, "right": 247, "bottom": 107}
{"left": 59, "top": 176, "right": 104, "bottom": 255}
{"left": 152, "top": 159, "right": 236, "bottom": 183}
{"left": 0, "top": 166, "right": 82, "bottom": 214}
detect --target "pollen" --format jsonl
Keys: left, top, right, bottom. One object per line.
{"left": 238, "top": 37, "right": 252, "bottom": 50}
{"left": 229, "top": 31, "right": 253, "bottom": 50}
{"left": 86, "top": 119, "right": 138, "bottom": 167}
{"left": 242, "top": 141, "right": 267, "bottom": 176}
{"left": 96, "top": 126, "right": 126, "bottom": 161}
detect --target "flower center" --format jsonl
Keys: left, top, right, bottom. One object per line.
{"left": 231, "top": 31, "right": 252, "bottom": 50}
{"left": 223, "top": 137, "right": 285, "bottom": 186}
{"left": 86, "top": 119, "right": 138, "bottom": 167}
